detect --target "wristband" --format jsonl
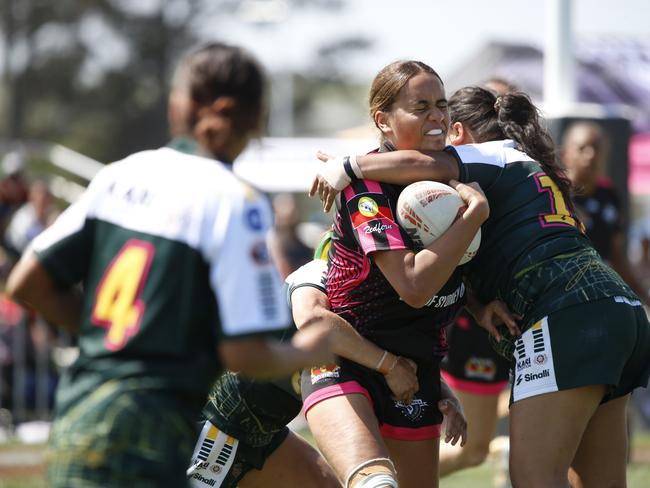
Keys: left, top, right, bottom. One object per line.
{"left": 387, "top": 355, "right": 400, "bottom": 374}
{"left": 318, "top": 156, "right": 351, "bottom": 191}
{"left": 349, "top": 155, "right": 364, "bottom": 179}
{"left": 342, "top": 156, "right": 356, "bottom": 181}
{"left": 374, "top": 350, "right": 389, "bottom": 372}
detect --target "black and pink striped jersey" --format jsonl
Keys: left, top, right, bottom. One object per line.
{"left": 327, "top": 178, "right": 465, "bottom": 362}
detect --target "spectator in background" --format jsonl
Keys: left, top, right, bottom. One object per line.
{"left": 267, "top": 193, "right": 313, "bottom": 279}
{"left": 482, "top": 77, "right": 518, "bottom": 97}
{"left": 561, "top": 121, "right": 650, "bottom": 306}
{"left": 636, "top": 224, "right": 650, "bottom": 296}
{"left": 0, "top": 151, "right": 30, "bottom": 275}
{"left": 0, "top": 151, "right": 29, "bottom": 225}
{"left": 4, "top": 180, "right": 59, "bottom": 261}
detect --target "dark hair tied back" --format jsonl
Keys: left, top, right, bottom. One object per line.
{"left": 449, "top": 86, "right": 577, "bottom": 217}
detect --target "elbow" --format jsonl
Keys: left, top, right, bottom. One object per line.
{"left": 6, "top": 270, "right": 30, "bottom": 305}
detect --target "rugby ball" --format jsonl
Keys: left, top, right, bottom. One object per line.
{"left": 396, "top": 181, "right": 481, "bottom": 265}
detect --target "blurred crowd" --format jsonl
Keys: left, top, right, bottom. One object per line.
{"left": 0, "top": 151, "right": 64, "bottom": 431}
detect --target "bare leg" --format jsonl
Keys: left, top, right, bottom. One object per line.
{"left": 509, "top": 385, "right": 606, "bottom": 488}
{"left": 385, "top": 436, "right": 439, "bottom": 488}
{"left": 439, "top": 389, "right": 500, "bottom": 476}
{"left": 306, "top": 393, "right": 391, "bottom": 485}
{"left": 568, "top": 394, "right": 628, "bottom": 488}
{"left": 239, "top": 430, "right": 340, "bottom": 488}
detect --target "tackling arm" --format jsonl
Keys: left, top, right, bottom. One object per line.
{"left": 291, "top": 285, "right": 419, "bottom": 403}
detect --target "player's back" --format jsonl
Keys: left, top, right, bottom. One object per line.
{"left": 452, "top": 140, "right": 591, "bottom": 303}
{"left": 34, "top": 147, "right": 286, "bottom": 413}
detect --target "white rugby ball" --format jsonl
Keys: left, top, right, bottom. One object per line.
{"left": 397, "top": 181, "right": 481, "bottom": 265}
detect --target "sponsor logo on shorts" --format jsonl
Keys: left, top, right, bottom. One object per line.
{"left": 516, "top": 357, "right": 531, "bottom": 371}
{"left": 191, "top": 472, "right": 217, "bottom": 486}
{"left": 363, "top": 222, "right": 393, "bottom": 234}
{"left": 514, "top": 337, "right": 526, "bottom": 359}
{"left": 394, "top": 398, "right": 428, "bottom": 421}
{"left": 516, "top": 369, "right": 550, "bottom": 386}
{"left": 532, "top": 325, "right": 545, "bottom": 353}
{"left": 464, "top": 357, "right": 497, "bottom": 380}
{"left": 358, "top": 197, "right": 379, "bottom": 217}
{"left": 310, "top": 364, "right": 340, "bottom": 383}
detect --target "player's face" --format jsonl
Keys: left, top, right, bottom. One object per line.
{"left": 562, "top": 126, "right": 605, "bottom": 187}
{"left": 378, "top": 73, "right": 449, "bottom": 151}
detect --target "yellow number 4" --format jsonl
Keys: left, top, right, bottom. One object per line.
{"left": 91, "top": 240, "right": 155, "bottom": 351}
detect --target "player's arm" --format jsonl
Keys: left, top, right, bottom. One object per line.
{"left": 218, "top": 326, "right": 333, "bottom": 379}
{"left": 6, "top": 251, "right": 83, "bottom": 333}
{"left": 209, "top": 189, "right": 333, "bottom": 379}
{"left": 374, "top": 181, "right": 488, "bottom": 308}
{"left": 438, "top": 376, "right": 467, "bottom": 446}
{"left": 291, "top": 283, "right": 419, "bottom": 403}
{"left": 6, "top": 173, "right": 99, "bottom": 334}
{"left": 311, "top": 150, "right": 461, "bottom": 212}
{"left": 464, "top": 290, "right": 521, "bottom": 341}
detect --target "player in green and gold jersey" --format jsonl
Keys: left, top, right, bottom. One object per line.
{"left": 6, "top": 42, "right": 331, "bottom": 488}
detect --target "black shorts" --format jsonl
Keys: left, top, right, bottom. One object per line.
{"left": 302, "top": 358, "right": 443, "bottom": 440}
{"left": 441, "top": 311, "right": 510, "bottom": 395}
{"left": 510, "top": 297, "right": 650, "bottom": 404}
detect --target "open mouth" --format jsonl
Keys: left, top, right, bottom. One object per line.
{"left": 426, "top": 128, "right": 443, "bottom": 136}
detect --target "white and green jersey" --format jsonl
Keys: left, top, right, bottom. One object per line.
{"left": 32, "top": 147, "right": 289, "bottom": 413}
{"left": 449, "top": 139, "right": 634, "bottom": 326}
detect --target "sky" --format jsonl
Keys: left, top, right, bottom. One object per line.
{"left": 205, "top": 0, "right": 650, "bottom": 83}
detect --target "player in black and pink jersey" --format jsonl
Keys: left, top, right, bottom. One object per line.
{"left": 314, "top": 86, "right": 650, "bottom": 488}
{"left": 302, "top": 60, "right": 496, "bottom": 488}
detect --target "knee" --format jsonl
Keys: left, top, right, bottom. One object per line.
{"left": 346, "top": 458, "right": 398, "bottom": 488}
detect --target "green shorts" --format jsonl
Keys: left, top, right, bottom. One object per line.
{"left": 188, "top": 419, "right": 289, "bottom": 488}
{"left": 510, "top": 297, "right": 650, "bottom": 403}
{"left": 190, "top": 372, "right": 302, "bottom": 486}
{"left": 48, "top": 379, "right": 197, "bottom": 488}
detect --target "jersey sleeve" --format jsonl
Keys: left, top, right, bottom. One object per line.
{"left": 30, "top": 171, "right": 103, "bottom": 287}
{"left": 285, "top": 259, "right": 328, "bottom": 308}
{"left": 446, "top": 144, "right": 504, "bottom": 190}
{"left": 207, "top": 186, "right": 290, "bottom": 339}
{"left": 340, "top": 179, "right": 409, "bottom": 255}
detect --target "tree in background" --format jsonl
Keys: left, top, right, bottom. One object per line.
{"left": 0, "top": 0, "right": 370, "bottom": 164}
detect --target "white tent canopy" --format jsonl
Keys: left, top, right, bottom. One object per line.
{"left": 234, "top": 137, "right": 377, "bottom": 193}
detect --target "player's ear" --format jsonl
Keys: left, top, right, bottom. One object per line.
{"left": 449, "top": 122, "right": 468, "bottom": 146}
{"left": 374, "top": 111, "right": 393, "bottom": 138}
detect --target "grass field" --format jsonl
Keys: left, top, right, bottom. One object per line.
{"left": 2, "top": 432, "right": 650, "bottom": 487}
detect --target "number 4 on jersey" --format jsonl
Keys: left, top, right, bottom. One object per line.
{"left": 91, "top": 240, "right": 155, "bottom": 351}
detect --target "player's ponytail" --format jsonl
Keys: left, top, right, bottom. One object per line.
{"left": 174, "top": 42, "right": 266, "bottom": 160}
{"left": 449, "top": 86, "right": 576, "bottom": 216}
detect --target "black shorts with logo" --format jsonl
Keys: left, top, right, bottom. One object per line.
{"left": 301, "top": 357, "right": 443, "bottom": 440}
{"left": 441, "top": 311, "right": 510, "bottom": 395}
